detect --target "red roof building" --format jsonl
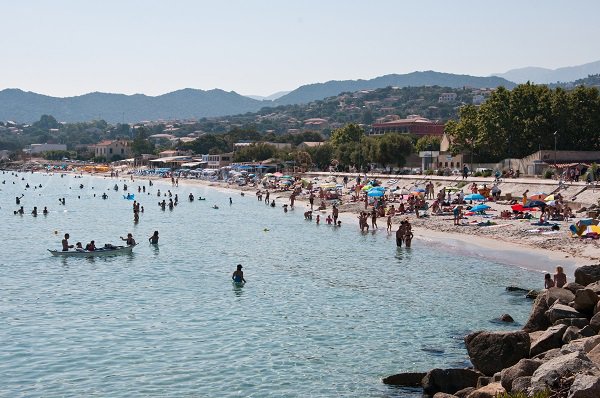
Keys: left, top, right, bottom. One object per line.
{"left": 369, "top": 115, "right": 444, "bottom": 137}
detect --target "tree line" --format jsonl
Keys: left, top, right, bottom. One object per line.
{"left": 446, "top": 83, "right": 600, "bottom": 162}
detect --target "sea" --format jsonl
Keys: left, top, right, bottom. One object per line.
{"left": 0, "top": 171, "right": 542, "bottom": 397}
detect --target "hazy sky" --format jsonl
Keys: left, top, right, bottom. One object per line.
{"left": 3, "top": 0, "right": 599, "bottom": 97}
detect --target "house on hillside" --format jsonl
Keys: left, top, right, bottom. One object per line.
{"left": 93, "top": 140, "right": 132, "bottom": 161}
{"left": 27, "top": 143, "right": 67, "bottom": 154}
{"left": 369, "top": 115, "right": 444, "bottom": 137}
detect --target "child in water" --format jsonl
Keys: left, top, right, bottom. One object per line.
{"left": 232, "top": 264, "right": 246, "bottom": 284}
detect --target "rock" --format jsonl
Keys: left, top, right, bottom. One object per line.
{"left": 381, "top": 372, "right": 425, "bottom": 386}
{"left": 575, "top": 265, "right": 600, "bottom": 286}
{"left": 588, "top": 344, "right": 600, "bottom": 368}
{"left": 433, "top": 393, "right": 458, "bottom": 398}
{"left": 511, "top": 376, "right": 532, "bottom": 393}
{"left": 422, "top": 368, "right": 482, "bottom": 396}
{"left": 589, "top": 312, "right": 600, "bottom": 332}
{"left": 581, "top": 336, "right": 600, "bottom": 352}
{"left": 585, "top": 281, "right": 600, "bottom": 295}
{"left": 500, "top": 358, "right": 542, "bottom": 392}
{"left": 565, "top": 282, "right": 586, "bottom": 294}
{"left": 499, "top": 314, "right": 514, "bottom": 323}
{"left": 506, "top": 286, "right": 529, "bottom": 292}
{"left": 545, "top": 302, "right": 584, "bottom": 324}
{"left": 526, "top": 290, "right": 539, "bottom": 299}
{"left": 454, "top": 387, "right": 475, "bottom": 398}
{"left": 569, "top": 372, "right": 600, "bottom": 398}
{"left": 595, "top": 301, "right": 600, "bottom": 315}
{"left": 476, "top": 376, "right": 491, "bottom": 388}
{"left": 529, "top": 351, "right": 597, "bottom": 394}
{"left": 548, "top": 287, "right": 577, "bottom": 305}
{"left": 580, "top": 325, "right": 596, "bottom": 338}
{"left": 573, "top": 289, "right": 600, "bottom": 313}
{"left": 523, "top": 292, "right": 552, "bottom": 332}
{"left": 560, "top": 336, "right": 600, "bottom": 356}
{"left": 554, "top": 318, "right": 590, "bottom": 329}
{"left": 563, "top": 326, "right": 584, "bottom": 344}
{"left": 464, "top": 331, "right": 530, "bottom": 376}
{"left": 530, "top": 324, "right": 568, "bottom": 357}
{"left": 465, "top": 382, "right": 505, "bottom": 398}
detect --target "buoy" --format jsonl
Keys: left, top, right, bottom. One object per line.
{"left": 54, "top": 230, "right": 58, "bottom": 234}
{"left": 263, "top": 228, "right": 269, "bottom": 232}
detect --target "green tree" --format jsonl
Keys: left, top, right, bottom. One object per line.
{"left": 131, "top": 127, "right": 155, "bottom": 156}
{"left": 33, "top": 114, "right": 60, "bottom": 130}
{"left": 307, "top": 143, "right": 334, "bottom": 170}
{"left": 330, "top": 123, "right": 364, "bottom": 146}
{"left": 414, "top": 135, "right": 441, "bottom": 153}
{"left": 233, "top": 143, "right": 276, "bottom": 162}
{"left": 376, "top": 133, "right": 413, "bottom": 167}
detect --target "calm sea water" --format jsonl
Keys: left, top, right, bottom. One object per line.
{"left": 0, "top": 171, "right": 540, "bottom": 397}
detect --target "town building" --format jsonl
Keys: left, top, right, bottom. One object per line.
{"left": 438, "top": 93, "right": 457, "bottom": 103}
{"left": 202, "top": 152, "right": 233, "bottom": 169}
{"left": 369, "top": 115, "right": 445, "bottom": 137}
{"left": 27, "top": 143, "right": 67, "bottom": 154}
{"left": 93, "top": 140, "right": 132, "bottom": 160}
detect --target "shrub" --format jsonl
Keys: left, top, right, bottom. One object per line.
{"left": 496, "top": 391, "right": 550, "bottom": 398}
{"left": 543, "top": 169, "right": 555, "bottom": 179}
{"left": 482, "top": 170, "right": 492, "bottom": 177}
{"left": 424, "top": 169, "right": 434, "bottom": 176}
{"left": 473, "top": 171, "right": 482, "bottom": 177}
{"left": 456, "top": 181, "right": 467, "bottom": 189}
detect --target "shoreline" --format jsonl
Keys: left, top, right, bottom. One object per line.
{"left": 41, "top": 170, "right": 599, "bottom": 276}
{"left": 154, "top": 173, "right": 597, "bottom": 276}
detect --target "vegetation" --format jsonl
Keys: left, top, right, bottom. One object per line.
{"left": 446, "top": 84, "right": 600, "bottom": 162}
{"left": 496, "top": 390, "right": 549, "bottom": 398}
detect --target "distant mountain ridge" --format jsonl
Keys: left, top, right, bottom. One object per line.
{"left": 1, "top": 71, "right": 517, "bottom": 123}
{"left": 493, "top": 60, "right": 600, "bottom": 84}
{"left": 273, "top": 71, "right": 516, "bottom": 105}
{"left": 0, "top": 88, "right": 266, "bottom": 124}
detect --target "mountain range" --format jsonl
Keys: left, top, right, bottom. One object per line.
{"left": 493, "top": 60, "right": 600, "bottom": 84}
{"left": 1, "top": 60, "right": 599, "bottom": 124}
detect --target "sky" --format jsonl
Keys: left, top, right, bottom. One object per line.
{"left": 2, "top": 0, "right": 599, "bottom": 98}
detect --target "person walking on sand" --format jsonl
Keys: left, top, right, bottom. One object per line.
{"left": 554, "top": 266, "right": 567, "bottom": 288}
{"left": 232, "top": 264, "right": 246, "bottom": 284}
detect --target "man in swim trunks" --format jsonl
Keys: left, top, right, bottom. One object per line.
{"left": 62, "top": 233, "right": 74, "bottom": 251}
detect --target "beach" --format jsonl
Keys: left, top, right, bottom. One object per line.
{"left": 146, "top": 170, "right": 600, "bottom": 277}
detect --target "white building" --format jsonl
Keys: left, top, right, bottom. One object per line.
{"left": 28, "top": 143, "right": 67, "bottom": 154}
{"left": 438, "top": 93, "right": 457, "bottom": 103}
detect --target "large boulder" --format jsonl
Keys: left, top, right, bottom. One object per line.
{"left": 589, "top": 312, "right": 600, "bottom": 332}
{"left": 524, "top": 289, "right": 575, "bottom": 332}
{"left": 432, "top": 393, "right": 458, "bottom": 398}
{"left": 500, "top": 358, "right": 542, "bottom": 392}
{"left": 575, "top": 265, "right": 600, "bottom": 286}
{"left": 586, "top": 344, "right": 600, "bottom": 368}
{"left": 530, "top": 324, "right": 568, "bottom": 357}
{"left": 464, "top": 331, "right": 530, "bottom": 376}
{"left": 563, "top": 326, "right": 588, "bottom": 344}
{"left": 573, "top": 288, "right": 600, "bottom": 313}
{"left": 465, "top": 382, "right": 505, "bottom": 398}
{"left": 545, "top": 302, "right": 584, "bottom": 324}
{"left": 554, "top": 318, "right": 590, "bottom": 329}
{"left": 564, "top": 282, "right": 585, "bottom": 294}
{"left": 454, "top": 387, "right": 475, "bottom": 398}
{"left": 422, "top": 368, "right": 482, "bottom": 396}
{"left": 585, "top": 281, "right": 600, "bottom": 295}
{"left": 569, "top": 372, "right": 600, "bottom": 398}
{"left": 529, "top": 351, "right": 598, "bottom": 394}
{"left": 381, "top": 372, "right": 425, "bottom": 386}
{"left": 511, "top": 376, "right": 532, "bottom": 393}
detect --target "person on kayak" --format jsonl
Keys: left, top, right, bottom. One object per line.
{"left": 232, "top": 264, "right": 246, "bottom": 284}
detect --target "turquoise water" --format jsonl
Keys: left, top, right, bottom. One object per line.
{"left": 0, "top": 172, "right": 540, "bottom": 397}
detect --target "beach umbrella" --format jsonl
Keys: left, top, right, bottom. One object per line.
{"left": 584, "top": 225, "right": 600, "bottom": 235}
{"left": 525, "top": 200, "right": 547, "bottom": 208}
{"left": 471, "top": 204, "right": 490, "bottom": 212}
{"left": 362, "top": 185, "right": 373, "bottom": 191}
{"left": 369, "top": 186, "right": 386, "bottom": 191}
{"left": 464, "top": 193, "right": 485, "bottom": 201}
{"left": 273, "top": 172, "right": 283, "bottom": 177}
{"left": 281, "top": 175, "right": 293, "bottom": 179}
{"left": 367, "top": 190, "right": 384, "bottom": 197}
{"left": 529, "top": 193, "right": 547, "bottom": 201}
{"left": 413, "top": 187, "right": 426, "bottom": 192}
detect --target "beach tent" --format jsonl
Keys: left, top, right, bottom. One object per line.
{"left": 524, "top": 200, "right": 547, "bottom": 208}
{"left": 471, "top": 204, "right": 491, "bottom": 212}
{"left": 529, "top": 193, "right": 548, "bottom": 201}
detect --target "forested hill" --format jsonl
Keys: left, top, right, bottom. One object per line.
{"left": 0, "top": 88, "right": 267, "bottom": 124}
{"left": 273, "top": 71, "right": 516, "bottom": 105}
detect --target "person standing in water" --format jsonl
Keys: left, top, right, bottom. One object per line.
{"left": 149, "top": 231, "right": 159, "bottom": 244}
{"left": 232, "top": 264, "right": 246, "bottom": 284}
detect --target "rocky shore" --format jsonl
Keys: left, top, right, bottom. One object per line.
{"left": 383, "top": 264, "right": 600, "bottom": 397}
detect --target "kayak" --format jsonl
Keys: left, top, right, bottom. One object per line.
{"left": 48, "top": 244, "right": 136, "bottom": 257}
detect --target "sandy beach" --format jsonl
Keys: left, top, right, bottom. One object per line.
{"left": 117, "top": 170, "right": 598, "bottom": 277}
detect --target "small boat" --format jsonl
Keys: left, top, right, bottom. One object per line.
{"left": 48, "top": 244, "right": 136, "bottom": 257}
